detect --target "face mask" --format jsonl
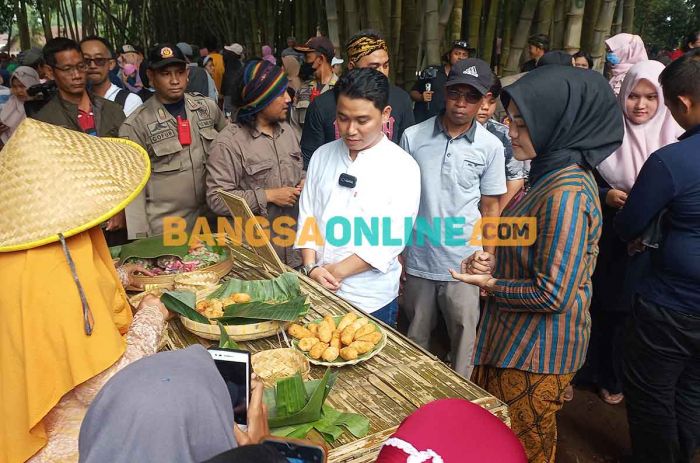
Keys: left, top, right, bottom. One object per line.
{"left": 122, "top": 63, "right": 137, "bottom": 76}
{"left": 606, "top": 52, "right": 621, "bottom": 66}
{"left": 299, "top": 62, "right": 315, "bottom": 81}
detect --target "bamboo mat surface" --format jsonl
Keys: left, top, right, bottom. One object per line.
{"left": 160, "top": 243, "right": 510, "bottom": 462}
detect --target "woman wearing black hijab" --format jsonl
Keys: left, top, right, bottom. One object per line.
{"left": 451, "top": 65, "right": 623, "bottom": 462}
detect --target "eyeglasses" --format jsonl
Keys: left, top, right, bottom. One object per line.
{"left": 52, "top": 63, "right": 88, "bottom": 74}
{"left": 446, "top": 89, "right": 482, "bottom": 104}
{"left": 83, "top": 57, "right": 111, "bottom": 67}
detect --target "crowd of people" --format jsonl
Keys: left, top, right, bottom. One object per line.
{"left": 1, "top": 26, "right": 699, "bottom": 463}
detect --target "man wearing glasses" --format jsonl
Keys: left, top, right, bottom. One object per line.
{"left": 33, "top": 37, "right": 125, "bottom": 137}
{"left": 410, "top": 39, "right": 475, "bottom": 123}
{"left": 400, "top": 58, "right": 506, "bottom": 379}
{"left": 80, "top": 35, "right": 143, "bottom": 117}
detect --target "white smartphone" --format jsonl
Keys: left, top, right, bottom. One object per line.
{"left": 208, "top": 347, "right": 251, "bottom": 426}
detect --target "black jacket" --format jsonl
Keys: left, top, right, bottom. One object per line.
{"left": 300, "top": 85, "right": 415, "bottom": 168}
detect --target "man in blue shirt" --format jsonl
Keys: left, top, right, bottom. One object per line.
{"left": 400, "top": 59, "right": 506, "bottom": 378}
{"left": 615, "top": 49, "right": 700, "bottom": 463}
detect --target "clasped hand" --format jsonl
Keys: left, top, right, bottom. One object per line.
{"left": 449, "top": 251, "right": 496, "bottom": 289}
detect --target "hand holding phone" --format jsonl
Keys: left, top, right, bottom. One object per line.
{"left": 233, "top": 373, "right": 269, "bottom": 446}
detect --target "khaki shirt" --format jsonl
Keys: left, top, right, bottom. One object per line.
{"left": 120, "top": 92, "right": 226, "bottom": 238}
{"left": 206, "top": 122, "right": 304, "bottom": 267}
{"left": 290, "top": 74, "right": 338, "bottom": 133}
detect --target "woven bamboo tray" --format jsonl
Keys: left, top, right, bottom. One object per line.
{"left": 251, "top": 348, "right": 311, "bottom": 387}
{"left": 127, "top": 255, "right": 233, "bottom": 291}
{"left": 179, "top": 315, "right": 287, "bottom": 341}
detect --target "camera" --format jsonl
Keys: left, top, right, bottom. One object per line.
{"left": 416, "top": 65, "right": 440, "bottom": 81}
{"left": 27, "top": 81, "right": 57, "bottom": 100}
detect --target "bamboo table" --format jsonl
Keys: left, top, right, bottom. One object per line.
{"left": 160, "top": 244, "right": 509, "bottom": 462}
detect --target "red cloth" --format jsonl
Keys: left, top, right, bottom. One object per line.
{"left": 669, "top": 49, "right": 684, "bottom": 61}
{"left": 77, "top": 108, "right": 96, "bottom": 134}
{"left": 375, "top": 399, "right": 527, "bottom": 463}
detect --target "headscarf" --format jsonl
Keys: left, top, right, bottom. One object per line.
{"left": 375, "top": 399, "right": 527, "bottom": 463}
{"left": 347, "top": 35, "right": 389, "bottom": 65}
{"left": 0, "top": 66, "right": 40, "bottom": 143}
{"left": 262, "top": 45, "right": 276, "bottom": 65}
{"left": 605, "top": 33, "right": 648, "bottom": 95}
{"left": 79, "top": 345, "right": 238, "bottom": 463}
{"left": 501, "top": 65, "right": 624, "bottom": 185}
{"left": 597, "top": 60, "right": 683, "bottom": 192}
{"left": 537, "top": 50, "right": 573, "bottom": 67}
{"left": 237, "top": 60, "right": 288, "bottom": 119}
{"left": 0, "top": 227, "right": 133, "bottom": 462}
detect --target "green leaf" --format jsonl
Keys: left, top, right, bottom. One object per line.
{"left": 217, "top": 322, "right": 239, "bottom": 349}
{"left": 271, "top": 423, "right": 315, "bottom": 439}
{"left": 215, "top": 295, "right": 309, "bottom": 322}
{"left": 276, "top": 374, "right": 307, "bottom": 416}
{"left": 267, "top": 368, "right": 336, "bottom": 428}
{"left": 117, "top": 235, "right": 190, "bottom": 263}
{"left": 325, "top": 405, "right": 370, "bottom": 438}
{"left": 207, "top": 272, "right": 302, "bottom": 302}
{"left": 161, "top": 290, "right": 210, "bottom": 324}
{"left": 109, "top": 245, "right": 122, "bottom": 260}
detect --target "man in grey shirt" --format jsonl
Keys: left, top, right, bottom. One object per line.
{"left": 400, "top": 59, "right": 506, "bottom": 378}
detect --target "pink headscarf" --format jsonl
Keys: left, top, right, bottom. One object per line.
{"left": 262, "top": 46, "right": 276, "bottom": 65}
{"left": 597, "top": 60, "right": 683, "bottom": 192}
{"left": 375, "top": 399, "right": 526, "bottom": 463}
{"left": 605, "top": 33, "right": 648, "bottom": 95}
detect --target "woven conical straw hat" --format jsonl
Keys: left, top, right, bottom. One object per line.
{"left": 0, "top": 118, "right": 150, "bottom": 252}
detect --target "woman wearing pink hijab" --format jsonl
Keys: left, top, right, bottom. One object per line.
{"left": 262, "top": 45, "right": 277, "bottom": 65}
{"left": 584, "top": 60, "right": 683, "bottom": 406}
{"left": 605, "top": 33, "right": 648, "bottom": 95}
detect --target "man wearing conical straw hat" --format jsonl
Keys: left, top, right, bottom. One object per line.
{"left": 0, "top": 119, "right": 173, "bottom": 462}
{"left": 119, "top": 43, "right": 227, "bottom": 239}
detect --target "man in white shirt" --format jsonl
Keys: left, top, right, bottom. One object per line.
{"left": 296, "top": 68, "right": 421, "bottom": 326}
{"left": 80, "top": 35, "right": 142, "bottom": 117}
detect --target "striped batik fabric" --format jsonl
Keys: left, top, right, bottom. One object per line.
{"left": 473, "top": 164, "right": 602, "bottom": 374}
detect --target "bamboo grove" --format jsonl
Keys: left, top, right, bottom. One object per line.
{"left": 6, "top": 0, "right": 700, "bottom": 85}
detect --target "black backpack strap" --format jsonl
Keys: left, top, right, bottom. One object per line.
{"left": 115, "top": 89, "right": 129, "bottom": 108}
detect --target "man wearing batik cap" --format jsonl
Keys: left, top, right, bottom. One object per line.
{"left": 290, "top": 35, "right": 338, "bottom": 133}
{"left": 400, "top": 58, "right": 506, "bottom": 379}
{"left": 206, "top": 60, "right": 304, "bottom": 267}
{"left": 300, "top": 29, "right": 415, "bottom": 168}
{"left": 120, "top": 43, "right": 227, "bottom": 239}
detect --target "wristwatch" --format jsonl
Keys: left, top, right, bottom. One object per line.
{"left": 301, "top": 263, "right": 319, "bottom": 277}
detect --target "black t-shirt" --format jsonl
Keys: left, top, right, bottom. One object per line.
{"left": 300, "top": 84, "right": 416, "bottom": 168}
{"left": 411, "top": 65, "right": 449, "bottom": 123}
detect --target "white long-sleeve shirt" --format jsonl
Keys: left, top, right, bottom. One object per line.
{"left": 296, "top": 135, "right": 421, "bottom": 312}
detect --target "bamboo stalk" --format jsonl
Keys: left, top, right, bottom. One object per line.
{"left": 563, "top": 0, "right": 586, "bottom": 53}
{"left": 611, "top": 0, "right": 623, "bottom": 35}
{"left": 390, "top": 0, "right": 403, "bottom": 82}
{"left": 533, "top": 0, "right": 555, "bottom": 35}
{"left": 467, "top": 0, "right": 483, "bottom": 53}
{"left": 450, "top": 0, "right": 463, "bottom": 41}
{"left": 367, "top": 0, "right": 384, "bottom": 33}
{"left": 503, "top": 0, "right": 537, "bottom": 75}
{"left": 589, "top": 0, "right": 616, "bottom": 70}
{"left": 483, "top": 0, "right": 500, "bottom": 65}
{"left": 424, "top": 0, "right": 440, "bottom": 65}
{"left": 621, "top": 0, "right": 634, "bottom": 33}
{"left": 499, "top": 0, "right": 514, "bottom": 74}
{"left": 438, "top": 0, "right": 455, "bottom": 52}
{"left": 326, "top": 0, "right": 341, "bottom": 54}
{"left": 552, "top": 0, "right": 566, "bottom": 49}
{"left": 581, "top": 0, "right": 601, "bottom": 52}
{"left": 401, "top": 0, "right": 419, "bottom": 89}
{"left": 344, "top": 0, "right": 359, "bottom": 39}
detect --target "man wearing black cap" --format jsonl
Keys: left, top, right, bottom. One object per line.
{"left": 400, "top": 58, "right": 506, "bottom": 379}
{"left": 119, "top": 43, "right": 227, "bottom": 239}
{"left": 410, "top": 39, "right": 474, "bottom": 123}
{"left": 521, "top": 34, "right": 550, "bottom": 72}
{"left": 290, "top": 36, "right": 338, "bottom": 133}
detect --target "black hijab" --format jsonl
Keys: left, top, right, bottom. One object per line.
{"left": 501, "top": 65, "right": 623, "bottom": 185}
{"left": 537, "top": 50, "right": 574, "bottom": 67}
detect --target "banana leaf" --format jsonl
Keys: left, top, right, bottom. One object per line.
{"left": 117, "top": 235, "right": 190, "bottom": 263}
{"left": 206, "top": 272, "right": 302, "bottom": 302}
{"left": 117, "top": 234, "right": 228, "bottom": 264}
{"left": 266, "top": 369, "right": 338, "bottom": 428}
{"left": 217, "top": 322, "right": 240, "bottom": 349}
{"left": 270, "top": 405, "right": 370, "bottom": 443}
{"left": 161, "top": 290, "right": 209, "bottom": 324}
{"left": 109, "top": 245, "right": 122, "bottom": 260}
{"left": 214, "top": 295, "right": 309, "bottom": 323}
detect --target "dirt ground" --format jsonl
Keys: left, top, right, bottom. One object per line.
{"left": 557, "top": 386, "right": 631, "bottom": 463}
